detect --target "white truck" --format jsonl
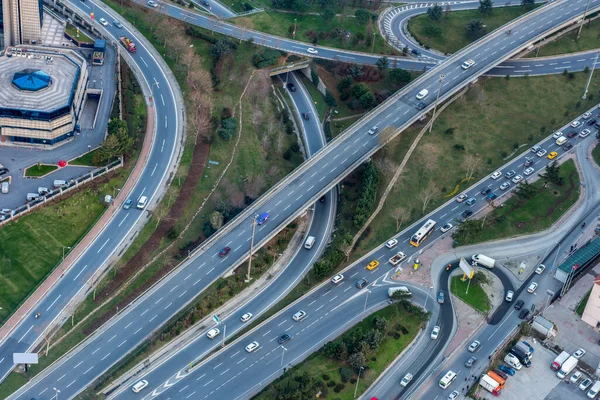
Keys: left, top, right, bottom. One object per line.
{"left": 557, "top": 355, "right": 578, "bottom": 378}
{"left": 388, "top": 286, "right": 411, "bottom": 298}
{"left": 389, "top": 251, "right": 406, "bottom": 266}
{"left": 471, "top": 254, "right": 495, "bottom": 268}
{"left": 479, "top": 374, "right": 502, "bottom": 396}
{"left": 551, "top": 351, "right": 570, "bottom": 371}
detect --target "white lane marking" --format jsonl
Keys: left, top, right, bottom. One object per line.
{"left": 262, "top": 330, "right": 272, "bottom": 337}
{"left": 184, "top": 273, "right": 192, "bottom": 281}
{"left": 140, "top": 56, "right": 149, "bottom": 67}
{"left": 316, "top": 305, "right": 324, "bottom": 312}
{"left": 230, "top": 351, "right": 240, "bottom": 358}
{"left": 97, "top": 238, "right": 110, "bottom": 253}
{"left": 101, "top": 353, "right": 111, "bottom": 361}
{"left": 92, "top": 348, "right": 100, "bottom": 355}
{"left": 206, "top": 267, "right": 215, "bottom": 275}
{"left": 73, "top": 264, "right": 88, "bottom": 281}
{"left": 57, "top": 374, "right": 66, "bottom": 382}
{"left": 134, "top": 327, "right": 143, "bottom": 335}
{"left": 161, "top": 139, "right": 165, "bottom": 153}
{"left": 108, "top": 334, "right": 116, "bottom": 342}
{"left": 149, "top": 315, "right": 157, "bottom": 322}
{"left": 204, "top": 379, "right": 214, "bottom": 387}
{"left": 237, "top": 357, "right": 246, "bottom": 364}
{"left": 178, "top": 290, "right": 188, "bottom": 298}
{"left": 118, "top": 213, "right": 130, "bottom": 227}
{"left": 124, "top": 322, "right": 133, "bottom": 329}
{"left": 46, "top": 295, "right": 62, "bottom": 311}
{"left": 118, "top": 340, "right": 127, "bottom": 348}
{"left": 83, "top": 366, "right": 94, "bottom": 374}
{"left": 161, "top": 94, "right": 165, "bottom": 106}
{"left": 213, "top": 362, "right": 223, "bottom": 370}
{"left": 151, "top": 163, "right": 158, "bottom": 177}
{"left": 165, "top": 302, "right": 173, "bottom": 310}
{"left": 74, "top": 361, "right": 83, "bottom": 369}
{"left": 66, "top": 380, "right": 76, "bottom": 388}
{"left": 194, "top": 278, "right": 202, "bottom": 286}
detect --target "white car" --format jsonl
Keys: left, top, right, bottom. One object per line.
{"left": 571, "top": 371, "right": 583, "bottom": 383}
{"left": 536, "top": 149, "right": 547, "bottom": 157}
{"left": 331, "top": 274, "right": 344, "bottom": 284}
{"left": 240, "top": 312, "right": 253, "bottom": 323}
{"left": 500, "top": 181, "right": 510, "bottom": 190}
{"left": 132, "top": 379, "right": 149, "bottom": 393}
{"left": 431, "top": 325, "right": 440, "bottom": 340}
{"left": 535, "top": 264, "right": 546, "bottom": 274}
{"left": 505, "top": 290, "right": 514, "bottom": 302}
{"left": 385, "top": 239, "right": 398, "bottom": 249}
{"left": 524, "top": 167, "right": 534, "bottom": 176}
{"left": 456, "top": 193, "right": 468, "bottom": 203}
{"left": 571, "top": 120, "right": 582, "bottom": 128}
{"left": 461, "top": 59, "right": 475, "bottom": 70}
{"left": 574, "top": 348, "right": 586, "bottom": 359}
{"left": 448, "top": 390, "right": 460, "bottom": 400}
{"left": 245, "top": 341, "right": 260, "bottom": 353}
{"left": 400, "top": 373, "right": 413, "bottom": 387}
{"left": 98, "top": 18, "right": 108, "bottom": 26}
{"left": 440, "top": 223, "right": 453, "bottom": 233}
{"left": 580, "top": 129, "right": 591, "bottom": 138}
{"left": 416, "top": 89, "right": 429, "bottom": 100}
{"left": 147, "top": 0, "right": 159, "bottom": 6}
{"left": 580, "top": 378, "right": 593, "bottom": 391}
{"left": 307, "top": 47, "right": 318, "bottom": 54}
{"left": 512, "top": 175, "right": 523, "bottom": 184}
{"left": 468, "top": 340, "right": 481, "bottom": 352}
{"left": 527, "top": 282, "right": 538, "bottom": 293}
{"left": 553, "top": 131, "right": 563, "bottom": 139}
{"left": 583, "top": 112, "right": 592, "bottom": 119}
{"left": 292, "top": 310, "right": 307, "bottom": 321}
{"left": 490, "top": 171, "right": 502, "bottom": 180}
{"left": 206, "top": 328, "right": 220, "bottom": 339}
{"left": 367, "top": 126, "right": 379, "bottom": 135}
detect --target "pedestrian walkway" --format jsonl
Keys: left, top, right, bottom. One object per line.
{"left": 0, "top": 105, "right": 156, "bottom": 343}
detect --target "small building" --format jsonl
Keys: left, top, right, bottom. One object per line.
{"left": 0, "top": 45, "right": 88, "bottom": 146}
{"left": 532, "top": 315, "right": 556, "bottom": 338}
{"left": 582, "top": 275, "right": 600, "bottom": 330}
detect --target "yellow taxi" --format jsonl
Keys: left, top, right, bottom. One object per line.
{"left": 366, "top": 260, "right": 380, "bottom": 271}
{"left": 547, "top": 151, "right": 558, "bottom": 160}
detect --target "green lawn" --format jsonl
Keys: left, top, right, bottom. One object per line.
{"left": 592, "top": 144, "right": 600, "bottom": 168}
{"left": 233, "top": 11, "right": 398, "bottom": 55}
{"left": 528, "top": 18, "right": 600, "bottom": 58}
{"left": 454, "top": 159, "right": 579, "bottom": 245}
{"left": 450, "top": 275, "right": 490, "bottom": 313}
{"left": 255, "top": 302, "right": 425, "bottom": 400}
{"left": 23, "top": 164, "right": 58, "bottom": 177}
{"left": 229, "top": 0, "right": 387, "bottom": 16}
{"left": 65, "top": 23, "right": 93, "bottom": 43}
{"left": 70, "top": 148, "right": 105, "bottom": 167}
{"left": 407, "top": 6, "right": 537, "bottom": 54}
{"left": 577, "top": 289, "right": 591, "bottom": 316}
{"left": 354, "top": 71, "right": 600, "bottom": 257}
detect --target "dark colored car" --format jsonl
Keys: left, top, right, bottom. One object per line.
{"left": 319, "top": 196, "right": 326, "bottom": 203}
{"left": 257, "top": 212, "right": 269, "bottom": 225}
{"left": 277, "top": 334, "right": 291, "bottom": 344}
{"left": 568, "top": 131, "right": 578, "bottom": 138}
{"left": 595, "top": 121, "right": 600, "bottom": 129}
{"left": 302, "top": 112, "right": 310, "bottom": 120}
{"left": 524, "top": 157, "right": 534, "bottom": 167}
{"left": 411, "top": 49, "right": 421, "bottom": 56}
{"left": 493, "top": 369, "right": 509, "bottom": 379}
{"left": 486, "top": 193, "right": 498, "bottom": 202}
{"left": 218, "top": 246, "right": 231, "bottom": 258}
{"left": 465, "top": 356, "right": 477, "bottom": 368}
{"left": 563, "top": 142, "right": 573, "bottom": 151}
{"left": 286, "top": 82, "right": 296, "bottom": 92}
{"left": 356, "top": 279, "right": 368, "bottom": 289}
{"left": 415, "top": 102, "right": 426, "bottom": 110}
{"left": 518, "top": 309, "right": 530, "bottom": 319}
{"left": 587, "top": 119, "right": 597, "bottom": 126}
{"left": 514, "top": 299, "right": 524, "bottom": 310}
{"left": 498, "top": 364, "right": 516, "bottom": 376}
{"left": 123, "top": 199, "right": 133, "bottom": 209}
{"left": 480, "top": 188, "right": 491, "bottom": 195}
{"left": 461, "top": 210, "right": 473, "bottom": 219}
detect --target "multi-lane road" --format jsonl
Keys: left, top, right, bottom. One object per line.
{"left": 8, "top": 0, "right": 600, "bottom": 398}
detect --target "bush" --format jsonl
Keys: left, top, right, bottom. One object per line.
{"left": 339, "top": 367, "right": 353, "bottom": 383}
{"left": 425, "top": 25, "right": 442, "bottom": 36}
{"left": 218, "top": 117, "right": 237, "bottom": 140}
{"left": 353, "top": 162, "right": 379, "bottom": 228}
{"left": 252, "top": 49, "right": 282, "bottom": 68}
{"left": 322, "top": 374, "right": 330, "bottom": 381}
{"left": 327, "top": 380, "right": 336, "bottom": 388}
{"left": 334, "top": 383, "right": 345, "bottom": 393}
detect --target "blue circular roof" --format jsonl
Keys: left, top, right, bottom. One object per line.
{"left": 12, "top": 69, "right": 52, "bottom": 91}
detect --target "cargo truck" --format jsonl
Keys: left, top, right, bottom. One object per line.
{"left": 509, "top": 346, "right": 531, "bottom": 367}
{"left": 92, "top": 39, "right": 106, "bottom": 65}
{"left": 389, "top": 252, "right": 406, "bottom": 266}
{"left": 487, "top": 371, "right": 506, "bottom": 387}
{"left": 480, "top": 374, "right": 502, "bottom": 396}
{"left": 551, "top": 351, "right": 570, "bottom": 371}
{"left": 515, "top": 342, "right": 533, "bottom": 359}
{"left": 119, "top": 36, "right": 137, "bottom": 53}
{"left": 557, "top": 356, "right": 578, "bottom": 378}
{"left": 471, "top": 254, "right": 495, "bottom": 268}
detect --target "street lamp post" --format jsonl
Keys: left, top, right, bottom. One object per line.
{"left": 363, "top": 289, "right": 371, "bottom": 313}
{"left": 293, "top": 18, "right": 297, "bottom": 38}
{"left": 280, "top": 346, "right": 287, "bottom": 367}
{"left": 577, "top": 0, "right": 592, "bottom": 39}
{"left": 62, "top": 246, "right": 71, "bottom": 261}
{"left": 582, "top": 51, "right": 599, "bottom": 99}
{"left": 53, "top": 388, "right": 60, "bottom": 400}
{"left": 354, "top": 366, "right": 364, "bottom": 398}
{"left": 428, "top": 74, "right": 445, "bottom": 133}
{"left": 246, "top": 214, "right": 258, "bottom": 282}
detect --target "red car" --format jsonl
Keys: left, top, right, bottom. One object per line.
{"left": 218, "top": 247, "right": 231, "bottom": 258}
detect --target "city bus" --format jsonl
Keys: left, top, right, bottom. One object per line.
{"left": 439, "top": 370, "right": 457, "bottom": 389}
{"left": 409, "top": 219, "right": 436, "bottom": 247}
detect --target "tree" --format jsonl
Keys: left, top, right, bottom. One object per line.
{"left": 364, "top": 329, "right": 384, "bottom": 350}
{"left": 465, "top": 19, "right": 486, "bottom": 40}
{"left": 355, "top": 9, "right": 371, "bottom": 25}
{"left": 451, "top": 219, "right": 483, "bottom": 244}
{"left": 376, "top": 56, "right": 390, "bottom": 70}
{"left": 388, "top": 68, "right": 412, "bottom": 84}
{"left": 325, "top": 90, "right": 337, "bottom": 107}
{"left": 427, "top": 4, "right": 443, "bottom": 21}
{"left": 291, "top": 0, "right": 310, "bottom": 12}
{"left": 463, "top": 154, "right": 481, "bottom": 181}
{"left": 390, "top": 289, "right": 412, "bottom": 301}
{"left": 373, "top": 316, "right": 389, "bottom": 331}
{"left": 336, "top": 76, "right": 353, "bottom": 95}
{"left": 209, "top": 211, "right": 224, "bottom": 230}
{"left": 351, "top": 82, "right": 371, "bottom": 98}
{"left": 321, "top": 7, "right": 335, "bottom": 21}
{"left": 358, "top": 91, "right": 376, "bottom": 109}
{"left": 391, "top": 207, "right": 409, "bottom": 231}
{"left": 479, "top": 0, "right": 493, "bottom": 14}
{"left": 348, "top": 352, "right": 366, "bottom": 370}
{"left": 514, "top": 181, "right": 537, "bottom": 201}
{"left": 521, "top": 0, "right": 535, "bottom": 5}
{"left": 542, "top": 160, "right": 564, "bottom": 186}
{"left": 421, "top": 180, "right": 439, "bottom": 213}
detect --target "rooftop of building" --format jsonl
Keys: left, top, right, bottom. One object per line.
{"left": 0, "top": 46, "right": 83, "bottom": 113}
{"left": 557, "top": 237, "right": 600, "bottom": 275}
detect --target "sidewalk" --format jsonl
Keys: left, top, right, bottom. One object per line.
{"left": 0, "top": 105, "right": 156, "bottom": 344}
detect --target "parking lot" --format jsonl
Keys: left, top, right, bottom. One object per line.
{"left": 498, "top": 338, "right": 593, "bottom": 400}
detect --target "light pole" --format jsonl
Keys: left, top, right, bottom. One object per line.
{"left": 280, "top": 345, "right": 287, "bottom": 367}
{"left": 62, "top": 246, "right": 71, "bottom": 261}
{"left": 53, "top": 388, "right": 60, "bottom": 400}
{"left": 246, "top": 214, "right": 258, "bottom": 282}
{"left": 577, "top": 0, "right": 592, "bottom": 39}
{"left": 363, "top": 289, "right": 371, "bottom": 313}
{"left": 371, "top": 31, "right": 376, "bottom": 53}
{"left": 354, "top": 366, "right": 364, "bottom": 398}
{"left": 221, "top": 324, "right": 226, "bottom": 348}
{"left": 428, "top": 74, "right": 445, "bottom": 133}
{"left": 582, "top": 51, "right": 599, "bottom": 99}
{"left": 293, "top": 18, "right": 297, "bottom": 38}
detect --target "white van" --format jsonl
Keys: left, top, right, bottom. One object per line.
{"left": 1, "top": 181, "right": 8, "bottom": 194}
{"left": 37, "top": 187, "right": 49, "bottom": 195}
{"left": 26, "top": 193, "right": 40, "bottom": 201}
{"left": 53, "top": 179, "right": 66, "bottom": 188}
{"left": 439, "top": 370, "right": 456, "bottom": 389}
{"left": 304, "top": 236, "right": 316, "bottom": 249}
{"left": 206, "top": 328, "right": 220, "bottom": 339}
{"left": 137, "top": 196, "right": 148, "bottom": 209}
{"left": 587, "top": 380, "right": 600, "bottom": 398}
{"left": 504, "top": 353, "right": 523, "bottom": 370}
{"left": 131, "top": 379, "right": 148, "bottom": 393}
{"left": 555, "top": 136, "right": 567, "bottom": 146}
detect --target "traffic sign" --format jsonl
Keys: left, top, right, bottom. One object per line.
{"left": 213, "top": 315, "right": 220, "bottom": 324}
